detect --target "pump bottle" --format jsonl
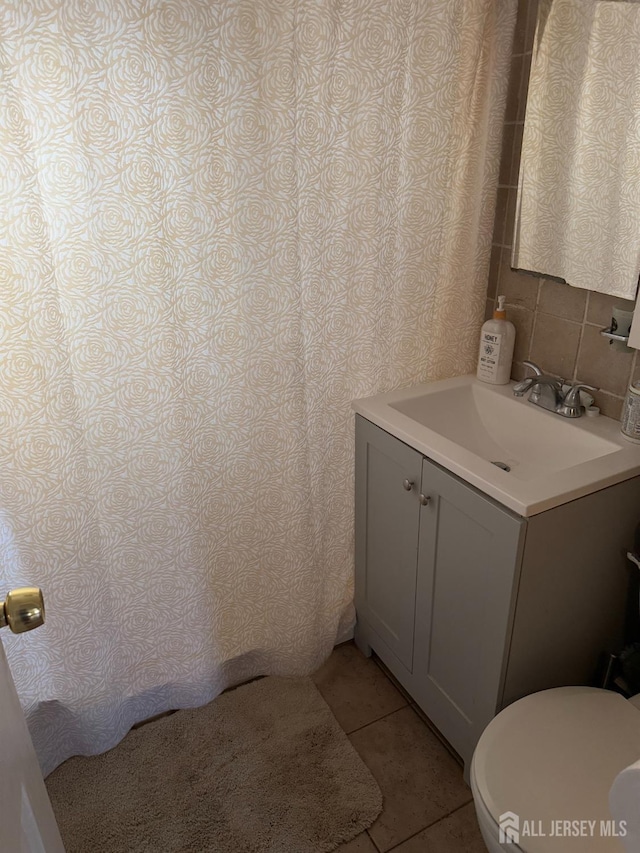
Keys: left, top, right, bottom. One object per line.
{"left": 476, "top": 295, "right": 516, "bottom": 385}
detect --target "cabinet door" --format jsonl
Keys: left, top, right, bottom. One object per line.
{"left": 355, "top": 416, "right": 423, "bottom": 673}
{"left": 413, "top": 457, "right": 525, "bottom": 763}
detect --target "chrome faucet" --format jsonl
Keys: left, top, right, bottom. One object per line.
{"left": 513, "top": 361, "right": 596, "bottom": 418}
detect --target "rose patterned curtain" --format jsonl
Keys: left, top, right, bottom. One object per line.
{"left": 0, "top": 0, "right": 514, "bottom": 774}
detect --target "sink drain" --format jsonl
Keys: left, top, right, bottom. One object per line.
{"left": 491, "top": 461, "right": 511, "bottom": 472}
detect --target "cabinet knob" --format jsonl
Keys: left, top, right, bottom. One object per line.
{"left": 402, "top": 479, "right": 414, "bottom": 491}
{"left": 419, "top": 494, "right": 431, "bottom": 506}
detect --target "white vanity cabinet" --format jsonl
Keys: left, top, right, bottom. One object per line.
{"left": 354, "top": 414, "right": 640, "bottom": 771}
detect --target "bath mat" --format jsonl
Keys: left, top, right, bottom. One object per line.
{"left": 46, "top": 676, "right": 382, "bottom": 853}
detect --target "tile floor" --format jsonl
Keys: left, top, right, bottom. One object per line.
{"left": 311, "top": 642, "right": 488, "bottom": 853}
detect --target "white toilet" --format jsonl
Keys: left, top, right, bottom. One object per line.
{"left": 471, "top": 686, "right": 640, "bottom": 852}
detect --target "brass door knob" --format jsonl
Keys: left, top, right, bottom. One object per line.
{"left": 0, "top": 587, "right": 45, "bottom": 633}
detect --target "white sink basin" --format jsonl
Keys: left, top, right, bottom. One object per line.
{"left": 353, "top": 375, "right": 640, "bottom": 516}
{"left": 390, "top": 382, "right": 619, "bottom": 481}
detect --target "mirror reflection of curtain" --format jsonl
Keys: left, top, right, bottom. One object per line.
{"left": 513, "top": 0, "right": 640, "bottom": 299}
{"left": 0, "top": 1, "right": 514, "bottom": 775}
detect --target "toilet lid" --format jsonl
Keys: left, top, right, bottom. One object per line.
{"left": 473, "top": 687, "right": 640, "bottom": 852}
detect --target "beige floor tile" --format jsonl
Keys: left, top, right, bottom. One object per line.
{"left": 312, "top": 642, "right": 407, "bottom": 733}
{"left": 391, "top": 803, "right": 486, "bottom": 852}
{"left": 349, "top": 707, "right": 472, "bottom": 852}
{"left": 335, "top": 831, "right": 379, "bottom": 852}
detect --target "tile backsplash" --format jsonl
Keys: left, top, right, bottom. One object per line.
{"left": 486, "top": 0, "right": 638, "bottom": 420}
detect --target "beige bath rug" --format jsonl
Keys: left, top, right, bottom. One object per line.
{"left": 46, "top": 676, "right": 382, "bottom": 853}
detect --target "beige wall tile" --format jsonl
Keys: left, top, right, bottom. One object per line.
{"left": 538, "top": 280, "right": 587, "bottom": 322}
{"left": 518, "top": 52, "right": 532, "bottom": 122}
{"left": 595, "top": 392, "right": 624, "bottom": 421}
{"left": 498, "top": 123, "right": 516, "bottom": 187}
{"left": 511, "top": 361, "right": 529, "bottom": 381}
{"left": 526, "top": 0, "right": 540, "bottom": 48}
{"left": 632, "top": 352, "right": 640, "bottom": 385}
{"left": 493, "top": 189, "right": 508, "bottom": 245}
{"left": 510, "top": 123, "right": 524, "bottom": 186}
{"left": 498, "top": 249, "right": 539, "bottom": 309}
{"left": 530, "top": 314, "right": 581, "bottom": 378}
{"left": 487, "top": 246, "right": 501, "bottom": 298}
{"left": 586, "top": 291, "right": 636, "bottom": 328}
{"left": 507, "top": 305, "right": 534, "bottom": 363}
{"left": 576, "top": 325, "right": 635, "bottom": 397}
{"left": 504, "top": 189, "right": 517, "bottom": 247}
{"left": 512, "top": 0, "right": 530, "bottom": 55}
{"left": 484, "top": 299, "right": 495, "bottom": 322}
{"left": 504, "top": 55, "right": 524, "bottom": 123}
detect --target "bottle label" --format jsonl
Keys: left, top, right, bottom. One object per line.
{"left": 478, "top": 331, "right": 503, "bottom": 381}
{"left": 621, "top": 388, "right": 640, "bottom": 440}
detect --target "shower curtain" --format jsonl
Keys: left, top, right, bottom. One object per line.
{"left": 0, "top": 0, "right": 514, "bottom": 775}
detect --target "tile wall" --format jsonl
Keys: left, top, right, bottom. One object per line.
{"left": 486, "top": 0, "right": 638, "bottom": 420}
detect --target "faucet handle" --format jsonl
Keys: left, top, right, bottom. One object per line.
{"left": 559, "top": 383, "right": 598, "bottom": 417}
{"left": 564, "top": 383, "right": 597, "bottom": 403}
{"left": 512, "top": 377, "right": 535, "bottom": 397}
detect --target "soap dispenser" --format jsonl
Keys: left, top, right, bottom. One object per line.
{"left": 476, "top": 295, "right": 516, "bottom": 385}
